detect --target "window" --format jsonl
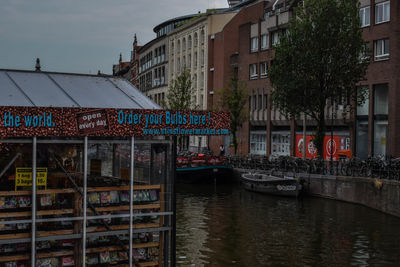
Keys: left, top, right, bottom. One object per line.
{"left": 357, "top": 86, "right": 369, "bottom": 116}
{"left": 194, "top": 33, "right": 198, "bottom": 47}
{"left": 201, "top": 72, "right": 204, "bottom": 88}
{"left": 188, "top": 54, "right": 191, "bottom": 68}
{"left": 360, "top": 42, "right": 370, "bottom": 61}
{"left": 261, "top": 34, "right": 269, "bottom": 50}
{"left": 183, "top": 38, "right": 186, "bottom": 51}
{"left": 258, "top": 95, "right": 262, "bottom": 109}
{"left": 188, "top": 35, "right": 192, "bottom": 49}
{"left": 177, "top": 40, "right": 181, "bottom": 53}
{"left": 251, "top": 37, "right": 258, "bottom": 52}
{"left": 249, "top": 64, "right": 258, "bottom": 79}
{"left": 264, "top": 94, "right": 268, "bottom": 109}
{"left": 201, "top": 30, "right": 205, "bottom": 45}
{"left": 201, "top": 50, "right": 205, "bottom": 66}
{"left": 177, "top": 58, "right": 181, "bottom": 73}
{"left": 200, "top": 94, "right": 204, "bottom": 108}
{"left": 359, "top": 6, "right": 370, "bottom": 27}
{"left": 375, "top": 1, "right": 390, "bottom": 24}
{"left": 374, "top": 84, "right": 388, "bottom": 115}
{"left": 250, "top": 132, "right": 266, "bottom": 155}
{"left": 194, "top": 52, "right": 198, "bottom": 68}
{"left": 272, "top": 32, "right": 280, "bottom": 46}
{"left": 183, "top": 56, "right": 186, "bottom": 68}
{"left": 260, "top": 62, "right": 268, "bottom": 78}
{"left": 193, "top": 74, "right": 197, "bottom": 89}
{"left": 374, "top": 39, "right": 389, "bottom": 61}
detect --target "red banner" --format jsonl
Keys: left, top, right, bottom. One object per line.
{"left": 295, "top": 135, "right": 350, "bottom": 160}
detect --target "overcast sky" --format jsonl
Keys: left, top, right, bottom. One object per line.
{"left": 0, "top": 0, "right": 228, "bottom": 75}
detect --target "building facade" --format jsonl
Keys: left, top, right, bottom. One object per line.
{"left": 209, "top": 0, "right": 353, "bottom": 157}
{"left": 355, "top": 0, "right": 400, "bottom": 158}
{"left": 168, "top": 11, "right": 236, "bottom": 151}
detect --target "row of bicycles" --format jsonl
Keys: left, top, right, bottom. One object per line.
{"left": 227, "top": 155, "right": 400, "bottom": 180}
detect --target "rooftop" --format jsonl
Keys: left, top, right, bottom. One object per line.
{"left": 0, "top": 69, "right": 160, "bottom": 109}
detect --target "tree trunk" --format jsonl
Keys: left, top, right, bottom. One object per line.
{"left": 313, "top": 111, "right": 325, "bottom": 158}
{"left": 232, "top": 131, "right": 238, "bottom": 155}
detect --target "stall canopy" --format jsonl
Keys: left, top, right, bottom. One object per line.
{"left": 0, "top": 69, "right": 159, "bottom": 109}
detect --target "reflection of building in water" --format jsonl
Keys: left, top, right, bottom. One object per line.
{"left": 176, "top": 196, "right": 209, "bottom": 266}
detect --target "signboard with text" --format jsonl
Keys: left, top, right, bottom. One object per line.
{"left": 15, "top": 167, "right": 47, "bottom": 190}
{"left": 0, "top": 106, "right": 230, "bottom": 137}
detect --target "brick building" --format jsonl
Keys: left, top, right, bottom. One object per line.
{"left": 209, "top": 0, "right": 399, "bottom": 158}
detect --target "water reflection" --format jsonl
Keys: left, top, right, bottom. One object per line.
{"left": 176, "top": 183, "right": 400, "bottom": 267}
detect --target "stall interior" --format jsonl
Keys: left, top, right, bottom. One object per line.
{"left": 0, "top": 138, "right": 172, "bottom": 267}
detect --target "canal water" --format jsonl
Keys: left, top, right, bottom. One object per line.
{"left": 176, "top": 183, "right": 400, "bottom": 267}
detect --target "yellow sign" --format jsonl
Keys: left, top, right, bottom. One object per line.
{"left": 15, "top": 167, "right": 47, "bottom": 190}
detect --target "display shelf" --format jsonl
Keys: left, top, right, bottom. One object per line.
{"left": 0, "top": 254, "right": 29, "bottom": 262}
{"left": 86, "top": 222, "right": 160, "bottom": 233}
{"left": 37, "top": 250, "right": 74, "bottom": 258}
{"left": 0, "top": 209, "right": 74, "bottom": 218}
{"left": 85, "top": 242, "right": 159, "bottom": 254}
{"left": 87, "top": 203, "right": 161, "bottom": 213}
{"left": 0, "top": 188, "right": 77, "bottom": 196}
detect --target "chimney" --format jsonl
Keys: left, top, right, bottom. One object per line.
{"left": 35, "top": 58, "right": 41, "bottom": 71}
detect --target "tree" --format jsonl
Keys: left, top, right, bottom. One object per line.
{"left": 219, "top": 70, "right": 248, "bottom": 155}
{"left": 269, "top": 0, "right": 369, "bottom": 157}
{"left": 164, "top": 68, "right": 197, "bottom": 150}
{"left": 164, "top": 67, "right": 196, "bottom": 110}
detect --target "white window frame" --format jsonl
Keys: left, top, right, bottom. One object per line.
{"left": 261, "top": 34, "right": 269, "bottom": 50}
{"left": 260, "top": 62, "right": 268, "bottom": 78}
{"left": 375, "top": 1, "right": 390, "bottom": 24}
{"left": 272, "top": 32, "right": 280, "bottom": 46}
{"left": 251, "top": 37, "right": 258, "bottom": 52}
{"left": 359, "top": 6, "right": 370, "bottom": 27}
{"left": 250, "top": 64, "right": 258, "bottom": 80}
{"left": 374, "top": 39, "right": 389, "bottom": 61}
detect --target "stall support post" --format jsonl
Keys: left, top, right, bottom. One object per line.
{"left": 31, "top": 136, "right": 37, "bottom": 267}
{"left": 129, "top": 136, "right": 135, "bottom": 267}
{"left": 171, "top": 137, "right": 177, "bottom": 267}
{"left": 82, "top": 136, "right": 88, "bottom": 267}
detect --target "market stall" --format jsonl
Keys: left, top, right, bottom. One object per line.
{"left": 0, "top": 69, "right": 229, "bottom": 267}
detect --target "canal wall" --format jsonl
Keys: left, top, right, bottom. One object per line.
{"left": 300, "top": 174, "right": 400, "bottom": 218}
{"left": 234, "top": 169, "right": 400, "bottom": 218}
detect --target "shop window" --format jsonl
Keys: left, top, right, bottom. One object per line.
{"left": 250, "top": 132, "right": 266, "bottom": 155}
{"left": 271, "top": 133, "right": 290, "bottom": 156}
{"left": 249, "top": 64, "right": 258, "bottom": 80}
{"left": 357, "top": 86, "right": 369, "bottom": 116}
{"left": 356, "top": 121, "right": 369, "bottom": 159}
{"left": 261, "top": 34, "right": 269, "bottom": 50}
{"left": 375, "top": 1, "right": 390, "bottom": 24}
{"left": 374, "top": 39, "right": 389, "bottom": 61}
{"left": 251, "top": 37, "right": 258, "bottom": 52}
{"left": 359, "top": 6, "right": 370, "bottom": 27}
{"left": 374, "top": 120, "right": 388, "bottom": 156}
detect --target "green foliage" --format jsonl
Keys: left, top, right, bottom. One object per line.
{"left": 218, "top": 71, "right": 249, "bottom": 155}
{"left": 269, "top": 0, "right": 370, "bottom": 156}
{"left": 164, "top": 68, "right": 196, "bottom": 110}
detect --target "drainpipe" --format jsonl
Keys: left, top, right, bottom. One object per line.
{"left": 272, "top": 0, "right": 279, "bottom": 10}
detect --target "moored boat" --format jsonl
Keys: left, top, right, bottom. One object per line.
{"left": 240, "top": 172, "right": 302, "bottom": 197}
